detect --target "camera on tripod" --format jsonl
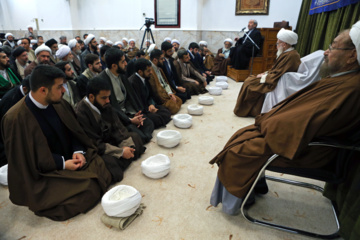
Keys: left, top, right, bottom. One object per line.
{"left": 145, "top": 18, "right": 155, "bottom": 28}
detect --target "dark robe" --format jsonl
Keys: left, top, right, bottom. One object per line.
{"left": 126, "top": 57, "right": 137, "bottom": 77}
{"left": 1, "top": 97, "right": 112, "bottom": 221}
{"left": 71, "top": 51, "right": 82, "bottom": 76}
{"left": 161, "top": 57, "right": 191, "bottom": 103}
{"left": 129, "top": 73, "right": 172, "bottom": 128}
{"left": 148, "top": 67, "right": 182, "bottom": 115}
{"left": 0, "top": 86, "right": 25, "bottom": 167}
{"left": 234, "top": 49, "right": 301, "bottom": 117}
{"left": 97, "top": 70, "right": 154, "bottom": 143}
{"left": 211, "top": 48, "right": 231, "bottom": 76}
{"left": 75, "top": 98, "right": 145, "bottom": 182}
{"left": 210, "top": 70, "right": 360, "bottom": 200}
{"left": 230, "top": 28, "right": 262, "bottom": 70}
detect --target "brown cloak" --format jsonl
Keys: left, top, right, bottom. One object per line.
{"left": 1, "top": 98, "right": 112, "bottom": 221}
{"left": 233, "top": 50, "right": 301, "bottom": 117}
{"left": 148, "top": 67, "right": 182, "bottom": 114}
{"left": 210, "top": 71, "right": 360, "bottom": 199}
{"left": 211, "top": 48, "right": 231, "bottom": 76}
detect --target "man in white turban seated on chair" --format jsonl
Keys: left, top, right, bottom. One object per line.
{"left": 210, "top": 22, "right": 360, "bottom": 224}
{"left": 234, "top": 28, "right": 301, "bottom": 117}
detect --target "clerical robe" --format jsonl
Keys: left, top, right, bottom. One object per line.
{"left": 148, "top": 66, "right": 182, "bottom": 115}
{"left": 75, "top": 98, "right": 145, "bottom": 182}
{"left": 0, "top": 68, "right": 21, "bottom": 98}
{"left": 233, "top": 49, "right": 301, "bottom": 117}
{"left": 211, "top": 48, "right": 231, "bottom": 76}
{"left": 210, "top": 71, "right": 360, "bottom": 201}
{"left": 1, "top": 97, "right": 112, "bottom": 221}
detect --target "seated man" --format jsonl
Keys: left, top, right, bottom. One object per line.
{"left": 210, "top": 25, "right": 360, "bottom": 215}
{"left": 148, "top": 49, "right": 183, "bottom": 115}
{"left": 173, "top": 49, "right": 207, "bottom": 95}
{"left": 229, "top": 19, "right": 262, "bottom": 70}
{"left": 3, "top": 33, "right": 17, "bottom": 49}
{"left": 127, "top": 39, "right": 140, "bottom": 61}
{"left": 68, "top": 39, "right": 83, "bottom": 76}
{"left": 45, "top": 38, "right": 59, "bottom": 64}
{"left": 21, "top": 38, "right": 36, "bottom": 63}
{"left": 211, "top": 38, "right": 233, "bottom": 76}
{"left": 24, "top": 44, "right": 53, "bottom": 77}
{"left": 127, "top": 50, "right": 145, "bottom": 77}
{"left": 0, "top": 76, "right": 30, "bottom": 167}
{"left": 187, "top": 42, "right": 213, "bottom": 84}
{"left": 2, "top": 65, "right": 112, "bottom": 221}
{"left": 234, "top": 28, "right": 301, "bottom": 117}
{"left": 199, "top": 41, "right": 215, "bottom": 70}
{"left": 77, "top": 53, "right": 103, "bottom": 98}
{"left": 56, "top": 46, "right": 78, "bottom": 79}
{"left": 81, "top": 34, "right": 99, "bottom": 70}
{"left": 0, "top": 48, "right": 21, "bottom": 98}
{"left": 161, "top": 41, "right": 191, "bottom": 103}
{"left": 54, "top": 61, "right": 81, "bottom": 108}
{"left": 129, "top": 58, "right": 172, "bottom": 127}
{"left": 97, "top": 47, "right": 154, "bottom": 143}
{"left": 171, "top": 39, "right": 181, "bottom": 59}
{"left": 75, "top": 77, "right": 145, "bottom": 182}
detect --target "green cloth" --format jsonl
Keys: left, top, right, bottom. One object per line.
{"left": 323, "top": 157, "right": 360, "bottom": 240}
{"left": 0, "top": 68, "right": 21, "bottom": 98}
{"left": 295, "top": 0, "right": 360, "bottom": 57}
{"left": 101, "top": 203, "right": 146, "bottom": 230}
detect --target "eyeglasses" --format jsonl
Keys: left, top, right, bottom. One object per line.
{"left": 328, "top": 44, "right": 355, "bottom": 52}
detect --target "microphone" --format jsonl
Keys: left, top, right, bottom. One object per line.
{"left": 240, "top": 27, "right": 246, "bottom": 32}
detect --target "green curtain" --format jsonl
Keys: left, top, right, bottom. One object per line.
{"left": 295, "top": 0, "right": 360, "bottom": 57}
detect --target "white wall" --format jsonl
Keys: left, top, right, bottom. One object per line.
{"left": 0, "top": 0, "right": 303, "bottom": 31}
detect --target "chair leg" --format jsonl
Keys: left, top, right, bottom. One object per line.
{"left": 240, "top": 154, "right": 340, "bottom": 239}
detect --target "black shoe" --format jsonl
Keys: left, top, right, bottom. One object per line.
{"left": 244, "top": 192, "right": 255, "bottom": 207}
{"left": 254, "top": 177, "right": 269, "bottom": 195}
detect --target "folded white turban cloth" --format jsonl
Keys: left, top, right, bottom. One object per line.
{"left": 68, "top": 39, "right": 77, "bottom": 49}
{"left": 157, "top": 130, "right": 182, "bottom": 148}
{"left": 277, "top": 28, "right": 298, "bottom": 45}
{"left": 129, "top": 39, "right": 136, "bottom": 44}
{"left": 122, "top": 38, "right": 129, "bottom": 43}
{"left": 198, "top": 96, "right": 214, "bottom": 105}
{"left": 84, "top": 34, "right": 95, "bottom": 45}
{"left": 199, "top": 41, "right": 208, "bottom": 46}
{"left": 187, "top": 104, "right": 203, "bottom": 115}
{"left": 141, "top": 154, "right": 171, "bottom": 179}
{"left": 164, "top": 37, "right": 171, "bottom": 42}
{"left": 100, "top": 37, "right": 107, "bottom": 42}
{"left": 224, "top": 38, "right": 233, "bottom": 45}
{"left": 5, "top": 33, "right": 13, "bottom": 39}
{"left": 0, "top": 164, "right": 8, "bottom": 185}
{"left": 106, "top": 40, "right": 113, "bottom": 45}
{"left": 171, "top": 39, "right": 180, "bottom": 45}
{"left": 115, "top": 41, "right": 124, "bottom": 46}
{"left": 56, "top": 45, "right": 71, "bottom": 59}
{"left": 350, "top": 20, "right": 360, "bottom": 65}
{"left": 173, "top": 114, "right": 192, "bottom": 128}
{"left": 35, "top": 44, "right": 51, "bottom": 56}
{"left": 208, "top": 86, "right": 222, "bottom": 95}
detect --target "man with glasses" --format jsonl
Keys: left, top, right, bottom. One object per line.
{"left": 210, "top": 22, "right": 360, "bottom": 217}
{"left": 234, "top": 28, "right": 301, "bottom": 117}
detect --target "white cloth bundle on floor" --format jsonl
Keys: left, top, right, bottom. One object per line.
{"left": 157, "top": 130, "right": 182, "bottom": 148}
{"left": 187, "top": 104, "right": 203, "bottom": 115}
{"left": 216, "top": 76, "right": 228, "bottom": 82}
{"left": 198, "top": 96, "right": 214, "bottom": 105}
{"left": 141, "top": 154, "right": 171, "bottom": 179}
{"left": 261, "top": 50, "right": 325, "bottom": 114}
{"left": 101, "top": 185, "right": 142, "bottom": 218}
{"left": 208, "top": 86, "right": 222, "bottom": 95}
{"left": 173, "top": 114, "right": 192, "bottom": 128}
{"left": 215, "top": 82, "right": 228, "bottom": 89}
{"left": 0, "top": 164, "right": 8, "bottom": 185}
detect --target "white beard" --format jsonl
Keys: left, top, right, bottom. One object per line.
{"left": 276, "top": 48, "right": 284, "bottom": 59}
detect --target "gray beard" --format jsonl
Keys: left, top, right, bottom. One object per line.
{"left": 319, "top": 61, "right": 331, "bottom": 78}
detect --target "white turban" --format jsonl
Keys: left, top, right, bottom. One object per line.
{"left": 148, "top": 44, "right": 157, "bottom": 54}
{"left": 350, "top": 20, "right": 360, "bottom": 65}
{"left": 199, "top": 41, "right": 208, "bottom": 46}
{"left": 129, "top": 39, "right": 136, "bottom": 44}
{"left": 31, "top": 39, "right": 37, "bottom": 44}
{"left": 122, "top": 38, "right": 129, "bottom": 43}
{"left": 35, "top": 44, "right": 51, "bottom": 56}
{"left": 17, "top": 40, "right": 22, "bottom": 45}
{"left": 56, "top": 45, "right": 71, "bottom": 59}
{"left": 84, "top": 34, "right": 95, "bottom": 45}
{"left": 106, "top": 40, "right": 113, "bottom": 45}
{"left": 115, "top": 41, "right": 124, "bottom": 46}
{"left": 277, "top": 28, "right": 298, "bottom": 45}
{"left": 68, "top": 39, "right": 77, "bottom": 49}
{"left": 224, "top": 38, "right": 233, "bottom": 45}
{"left": 145, "top": 39, "right": 153, "bottom": 43}
{"left": 5, "top": 33, "right": 13, "bottom": 39}
{"left": 100, "top": 37, "right": 107, "bottom": 42}
{"left": 164, "top": 37, "right": 171, "bottom": 42}
{"left": 171, "top": 39, "right": 180, "bottom": 45}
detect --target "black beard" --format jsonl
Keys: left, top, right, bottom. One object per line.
{"left": 116, "top": 66, "right": 126, "bottom": 74}
{"left": 93, "top": 99, "right": 110, "bottom": 113}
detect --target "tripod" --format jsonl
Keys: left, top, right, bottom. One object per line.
{"left": 140, "top": 26, "right": 155, "bottom": 50}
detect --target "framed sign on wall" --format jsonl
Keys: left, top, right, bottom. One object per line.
{"left": 236, "top": 0, "right": 270, "bottom": 15}
{"left": 155, "top": 0, "right": 181, "bottom": 28}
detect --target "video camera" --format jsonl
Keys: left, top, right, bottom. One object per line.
{"left": 145, "top": 18, "right": 155, "bottom": 28}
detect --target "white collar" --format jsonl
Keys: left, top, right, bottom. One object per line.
{"left": 85, "top": 97, "right": 101, "bottom": 115}
{"left": 330, "top": 69, "right": 360, "bottom": 78}
{"left": 135, "top": 72, "right": 146, "bottom": 85}
{"left": 187, "top": 50, "right": 194, "bottom": 59}
{"left": 20, "top": 85, "right": 25, "bottom": 96}
{"left": 29, "top": 91, "right": 48, "bottom": 109}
